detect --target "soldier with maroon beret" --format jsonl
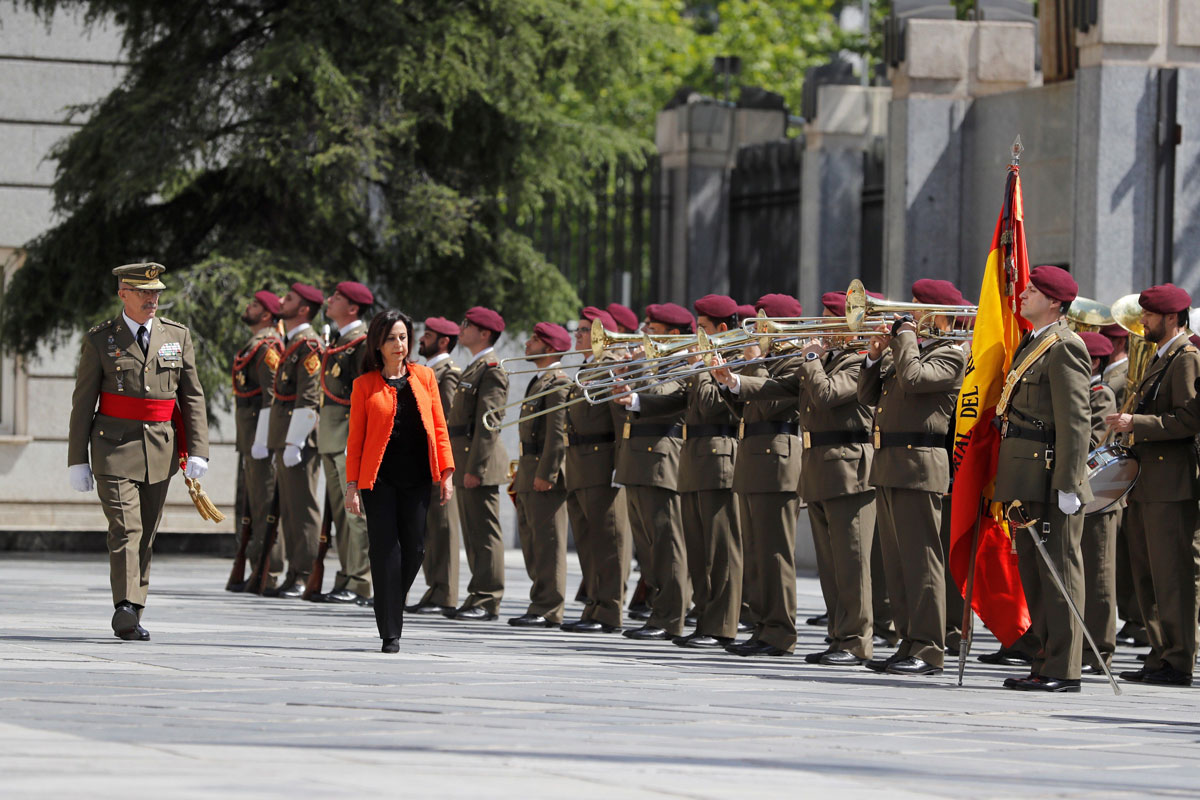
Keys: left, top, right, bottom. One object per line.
{"left": 607, "top": 302, "right": 640, "bottom": 334}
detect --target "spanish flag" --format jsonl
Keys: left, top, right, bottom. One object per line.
{"left": 948, "top": 165, "right": 1033, "bottom": 647}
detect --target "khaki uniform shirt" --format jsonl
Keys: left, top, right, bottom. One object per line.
{"left": 317, "top": 320, "right": 368, "bottom": 455}
{"left": 565, "top": 352, "right": 625, "bottom": 492}
{"left": 447, "top": 352, "right": 510, "bottom": 486}
{"left": 613, "top": 362, "right": 686, "bottom": 490}
{"left": 1088, "top": 380, "right": 1117, "bottom": 448}
{"left": 68, "top": 314, "right": 209, "bottom": 483}
{"left": 1126, "top": 334, "right": 1200, "bottom": 502}
{"left": 723, "top": 358, "right": 802, "bottom": 495}
{"left": 515, "top": 368, "right": 570, "bottom": 492}
{"left": 267, "top": 326, "right": 324, "bottom": 449}
{"left": 232, "top": 327, "right": 282, "bottom": 454}
{"left": 1103, "top": 358, "right": 1129, "bottom": 410}
{"left": 638, "top": 370, "right": 738, "bottom": 493}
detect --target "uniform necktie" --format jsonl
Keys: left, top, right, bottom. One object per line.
{"left": 137, "top": 325, "right": 148, "bottom": 355}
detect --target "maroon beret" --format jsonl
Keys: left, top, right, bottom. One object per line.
{"left": 735, "top": 303, "right": 756, "bottom": 321}
{"left": 866, "top": 289, "right": 886, "bottom": 300}
{"left": 1139, "top": 283, "right": 1192, "bottom": 315}
{"left": 580, "top": 306, "right": 616, "bottom": 332}
{"left": 754, "top": 293, "right": 803, "bottom": 318}
{"left": 1027, "top": 266, "right": 1077, "bottom": 304}
{"left": 291, "top": 282, "right": 324, "bottom": 306}
{"left": 253, "top": 290, "right": 282, "bottom": 316}
{"left": 533, "top": 321, "right": 571, "bottom": 353}
{"left": 1099, "top": 322, "right": 1129, "bottom": 339}
{"left": 912, "top": 278, "right": 966, "bottom": 306}
{"left": 424, "top": 316, "right": 460, "bottom": 337}
{"left": 1191, "top": 334, "right": 1200, "bottom": 350}
{"left": 464, "top": 306, "right": 505, "bottom": 333}
{"left": 821, "top": 291, "right": 847, "bottom": 316}
{"left": 606, "top": 302, "right": 640, "bottom": 332}
{"left": 1078, "top": 331, "right": 1113, "bottom": 358}
{"left": 335, "top": 280, "right": 374, "bottom": 306}
{"left": 693, "top": 293, "right": 738, "bottom": 320}
{"left": 645, "top": 302, "right": 694, "bottom": 331}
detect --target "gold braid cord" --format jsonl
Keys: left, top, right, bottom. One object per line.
{"left": 185, "top": 476, "right": 226, "bottom": 523}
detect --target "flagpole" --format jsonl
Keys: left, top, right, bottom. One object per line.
{"left": 956, "top": 498, "right": 984, "bottom": 686}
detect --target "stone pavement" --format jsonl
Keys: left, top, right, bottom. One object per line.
{"left": 1, "top": 552, "right": 1197, "bottom": 799}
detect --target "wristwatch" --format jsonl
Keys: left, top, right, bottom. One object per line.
{"left": 804, "top": 351, "right": 819, "bottom": 361}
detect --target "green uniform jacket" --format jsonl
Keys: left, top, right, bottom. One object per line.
{"left": 430, "top": 355, "right": 462, "bottom": 422}
{"left": 515, "top": 367, "right": 570, "bottom": 492}
{"left": 613, "top": 362, "right": 686, "bottom": 490}
{"left": 1103, "top": 358, "right": 1129, "bottom": 410}
{"left": 448, "top": 352, "right": 510, "bottom": 486}
{"left": 992, "top": 321, "right": 1094, "bottom": 503}
{"left": 69, "top": 314, "right": 209, "bottom": 482}
{"left": 1088, "top": 380, "right": 1117, "bottom": 448}
{"left": 1126, "top": 334, "right": 1200, "bottom": 502}
{"left": 723, "top": 358, "right": 802, "bottom": 495}
{"left": 232, "top": 327, "right": 282, "bottom": 454}
{"left": 317, "top": 320, "right": 368, "bottom": 455}
{"left": 565, "top": 352, "right": 626, "bottom": 492}
{"left": 858, "top": 331, "right": 966, "bottom": 493}
{"left": 267, "top": 326, "right": 324, "bottom": 449}
{"left": 636, "top": 370, "right": 738, "bottom": 492}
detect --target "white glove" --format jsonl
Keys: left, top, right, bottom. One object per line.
{"left": 69, "top": 463, "right": 93, "bottom": 493}
{"left": 1057, "top": 491, "right": 1081, "bottom": 516}
{"left": 282, "top": 444, "right": 303, "bottom": 468}
{"left": 250, "top": 408, "right": 271, "bottom": 460}
{"left": 285, "top": 407, "right": 318, "bottom": 448}
{"left": 184, "top": 456, "right": 208, "bottom": 480}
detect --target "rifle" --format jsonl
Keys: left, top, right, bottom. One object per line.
{"left": 225, "top": 459, "right": 251, "bottom": 591}
{"left": 302, "top": 497, "right": 334, "bottom": 601}
{"left": 249, "top": 489, "right": 281, "bottom": 595}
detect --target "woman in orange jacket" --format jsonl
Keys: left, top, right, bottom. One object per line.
{"left": 346, "top": 309, "right": 454, "bottom": 652}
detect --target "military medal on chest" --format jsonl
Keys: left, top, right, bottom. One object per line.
{"left": 331, "top": 362, "right": 342, "bottom": 378}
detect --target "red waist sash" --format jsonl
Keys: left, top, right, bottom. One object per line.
{"left": 98, "top": 391, "right": 189, "bottom": 462}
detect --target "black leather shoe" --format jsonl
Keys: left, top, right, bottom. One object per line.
{"left": 821, "top": 651, "right": 865, "bottom": 667}
{"left": 673, "top": 633, "right": 732, "bottom": 649}
{"left": 1119, "top": 666, "right": 1149, "bottom": 683}
{"left": 725, "top": 640, "right": 789, "bottom": 657}
{"left": 1143, "top": 664, "right": 1193, "bottom": 686}
{"left": 562, "top": 619, "right": 622, "bottom": 633}
{"left": 356, "top": 596, "right": 374, "bottom": 608}
{"left": 886, "top": 657, "right": 942, "bottom": 676}
{"left": 1011, "top": 675, "right": 1081, "bottom": 692}
{"left": 736, "top": 620, "right": 753, "bottom": 633}
{"left": 405, "top": 601, "right": 451, "bottom": 614}
{"left": 872, "top": 634, "right": 896, "bottom": 649}
{"left": 976, "top": 647, "right": 1033, "bottom": 666}
{"left": 381, "top": 638, "right": 399, "bottom": 653}
{"left": 623, "top": 625, "right": 670, "bottom": 640}
{"left": 627, "top": 603, "right": 652, "bottom": 621}
{"left": 805, "top": 613, "right": 828, "bottom": 626}
{"left": 277, "top": 582, "right": 305, "bottom": 599}
{"left": 111, "top": 602, "right": 139, "bottom": 636}
{"left": 1080, "top": 663, "right": 1106, "bottom": 675}
{"left": 508, "top": 613, "right": 558, "bottom": 628}
{"left": 260, "top": 583, "right": 283, "bottom": 597}
{"left": 116, "top": 625, "right": 150, "bottom": 641}
{"left": 1115, "top": 620, "right": 1149, "bottom": 647}
{"left": 324, "top": 589, "right": 363, "bottom": 604}
{"left": 453, "top": 606, "right": 498, "bottom": 621}
{"left": 1003, "top": 672, "right": 1038, "bottom": 688}
{"left": 226, "top": 580, "right": 249, "bottom": 593}
{"left": 804, "top": 649, "right": 832, "bottom": 664}
{"left": 865, "top": 652, "right": 904, "bottom": 673}
{"left": 684, "top": 609, "right": 698, "bottom": 627}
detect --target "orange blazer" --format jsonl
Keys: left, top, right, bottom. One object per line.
{"left": 346, "top": 364, "right": 454, "bottom": 490}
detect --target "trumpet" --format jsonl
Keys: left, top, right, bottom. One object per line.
{"left": 742, "top": 310, "right": 890, "bottom": 351}
{"left": 575, "top": 327, "right": 755, "bottom": 391}
{"left": 498, "top": 319, "right": 666, "bottom": 374}
{"left": 844, "top": 279, "right": 977, "bottom": 339}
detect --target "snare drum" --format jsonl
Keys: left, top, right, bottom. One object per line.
{"left": 1083, "top": 443, "right": 1140, "bottom": 515}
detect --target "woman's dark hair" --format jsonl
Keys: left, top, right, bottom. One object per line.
{"left": 362, "top": 309, "right": 415, "bottom": 373}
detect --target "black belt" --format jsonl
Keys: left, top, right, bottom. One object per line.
{"left": 683, "top": 423, "right": 737, "bottom": 439}
{"left": 626, "top": 423, "right": 683, "bottom": 439}
{"left": 805, "top": 430, "right": 870, "bottom": 447}
{"left": 741, "top": 421, "right": 800, "bottom": 438}
{"left": 994, "top": 417, "right": 1054, "bottom": 443}
{"left": 568, "top": 432, "right": 615, "bottom": 446}
{"left": 447, "top": 424, "right": 473, "bottom": 438}
{"left": 876, "top": 432, "right": 947, "bottom": 448}
{"left": 519, "top": 440, "right": 542, "bottom": 455}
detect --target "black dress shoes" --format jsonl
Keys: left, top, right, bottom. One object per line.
{"left": 561, "top": 619, "right": 622, "bottom": 633}
{"left": 323, "top": 589, "right": 364, "bottom": 604}
{"left": 1010, "top": 675, "right": 1081, "bottom": 692}
{"left": 885, "top": 657, "right": 942, "bottom": 676}
{"left": 725, "top": 639, "right": 789, "bottom": 657}
{"left": 111, "top": 602, "right": 139, "bottom": 637}
{"left": 1080, "top": 663, "right": 1106, "bottom": 675}
{"left": 673, "top": 633, "right": 732, "bottom": 649}
{"left": 976, "top": 646, "right": 1033, "bottom": 666}
{"left": 453, "top": 606, "right": 498, "bottom": 621}
{"left": 116, "top": 625, "right": 150, "bottom": 641}
{"left": 226, "top": 580, "right": 249, "bottom": 593}
{"left": 381, "top": 638, "right": 399, "bottom": 653}
{"left": 872, "top": 634, "right": 896, "bottom": 649}
{"left": 508, "top": 613, "right": 558, "bottom": 628}
{"left": 276, "top": 582, "right": 305, "bottom": 599}
{"left": 684, "top": 609, "right": 698, "bottom": 627}
{"left": 405, "top": 601, "right": 452, "bottom": 614}
{"left": 356, "top": 596, "right": 374, "bottom": 608}
{"left": 627, "top": 603, "right": 652, "bottom": 621}
{"left": 1114, "top": 620, "right": 1149, "bottom": 647}
{"left": 821, "top": 651, "right": 865, "bottom": 667}
{"left": 1003, "top": 672, "right": 1038, "bottom": 688}
{"left": 1143, "top": 664, "right": 1193, "bottom": 686}
{"left": 260, "top": 583, "right": 283, "bottom": 597}
{"left": 865, "top": 652, "right": 903, "bottom": 673}
{"left": 804, "top": 649, "right": 831, "bottom": 664}
{"left": 623, "top": 625, "right": 670, "bottom": 640}
{"left": 1119, "top": 666, "right": 1149, "bottom": 683}
{"left": 805, "top": 612, "right": 828, "bottom": 626}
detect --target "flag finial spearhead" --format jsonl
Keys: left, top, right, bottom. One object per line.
{"left": 1010, "top": 135, "right": 1024, "bottom": 166}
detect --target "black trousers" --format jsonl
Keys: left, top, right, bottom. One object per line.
{"left": 361, "top": 480, "right": 432, "bottom": 639}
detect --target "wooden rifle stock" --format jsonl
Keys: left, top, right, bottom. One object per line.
{"left": 302, "top": 497, "right": 334, "bottom": 601}
{"left": 249, "top": 489, "right": 281, "bottom": 595}
{"left": 225, "top": 459, "right": 251, "bottom": 590}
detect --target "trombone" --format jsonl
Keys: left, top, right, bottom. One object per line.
{"left": 497, "top": 318, "right": 670, "bottom": 374}
{"left": 575, "top": 327, "right": 756, "bottom": 391}
{"left": 844, "top": 279, "right": 977, "bottom": 339}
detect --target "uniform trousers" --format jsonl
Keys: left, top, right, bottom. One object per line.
{"left": 361, "top": 481, "right": 431, "bottom": 639}
{"left": 871, "top": 523, "right": 898, "bottom": 644}
{"left": 1081, "top": 507, "right": 1119, "bottom": 669}
{"left": 683, "top": 489, "right": 742, "bottom": 640}
{"left": 273, "top": 446, "right": 321, "bottom": 584}
{"left": 95, "top": 474, "right": 170, "bottom": 609}
{"left": 1113, "top": 513, "right": 1143, "bottom": 626}
{"left": 417, "top": 490, "right": 460, "bottom": 608}
{"left": 516, "top": 488, "right": 569, "bottom": 623}
{"left": 1125, "top": 499, "right": 1200, "bottom": 675}
{"left": 323, "top": 451, "right": 372, "bottom": 597}
{"left": 567, "top": 485, "right": 631, "bottom": 628}
{"left": 739, "top": 496, "right": 760, "bottom": 627}
{"left": 629, "top": 493, "right": 657, "bottom": 609}
{"left": 1013, "top": 501, "right": 1085, "bottom": 680}
{"left": 940, "top": 495, "right": 964, "bottom": 650}
{"left": 875, "top": 486, "right": 946, "bottom": 666}
{"left": 627, "top": 485, "right": 687, "bottom": 636}
{"left": 456, "top": 484, "right": 505, "bottom": 614}
{"left": 242, "top": 452, "right": 283, "bottom": 587}
{"left": 810, "top": 504, "right": 838, "bottom": 633}
{"left": 737, "top": 491, "right": 799, "bottom": 652}
{"left": 807, "top": 490, "right": 876, "bottom": 658}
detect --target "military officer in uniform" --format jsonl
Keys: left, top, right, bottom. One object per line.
{"left": 858, "top": 279, "right": 967, "bottom": 677}
{"left": 607, "top": 302, "right": 640, "bottom": 335}
{"left": 1106, "top": 283, "right": 1200, "bottom": 687}
{"left": 254, "top": 282, "right": 325, "bottom": 597}
{"left": 447, "top": 306, "right": 510, "bottom": 621}
{"left": 561, "top": 307, "right": 632, "bottom": 634}
{"left": 68, "top": 263, "right": 210, "bottom": 640}
{"left": 509, "top": 323, "right": 573, "bottom": 628}
{"left": 316, "top": 281, "right": 374, "bottom": 604}
{"left": 1100, "top": 322, "right": 1130, "bottom": 408}
{"left": 229, "top": 289, "right": 284, "bottom": 591}
{"left": 991, "top": 266, "right": 1093, "bottom": 692}
{"left": 407, "top": 316, "right": 463, "bottom": 615}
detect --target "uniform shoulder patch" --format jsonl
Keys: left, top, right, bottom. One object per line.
{"left": 1183, "top": 345, "right": 1198, "bottom": 355}
{"left": 303, "top": 351, "right": 321, "bottom": 376}
{"left": 264, "top": 346, "right": 282, "bottom": 371}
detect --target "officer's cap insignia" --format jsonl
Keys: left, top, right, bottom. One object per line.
{"left": 112, "top": 261, "right": 167, "bottom": 290}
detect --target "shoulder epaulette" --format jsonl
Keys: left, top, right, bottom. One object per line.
{"left": 88, "top": 319, "right": 113, "bottom": 335}
{"left": 1183, "top": 345, "right": 1198, "bottom": 355}
{"left": 157, "top": 316, "right": 185, "bottom": 328}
